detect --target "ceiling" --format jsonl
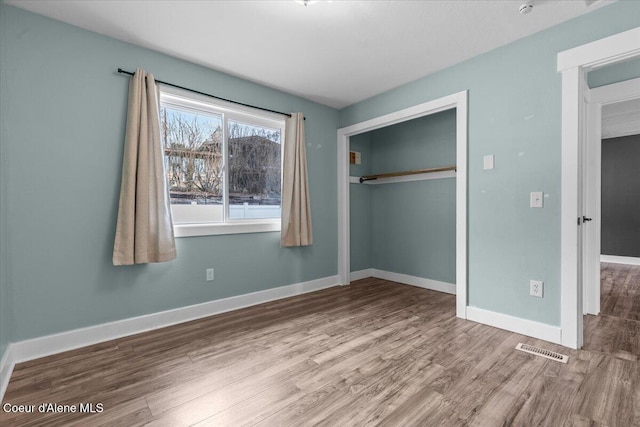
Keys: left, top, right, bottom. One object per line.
{"left": 5, "top": 0, "right": 615, "bottom": 109}
{"left": 602, "top": 98, "right": 640, "bottom": 139}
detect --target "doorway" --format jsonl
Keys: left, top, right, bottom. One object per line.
{"left": 558, "top": 27, "right": 640, "bottom": 349}
{"left": 583, "top": 79, "right": 640, "bottom": 317}
{"left": 336, "top": 91, "right": 468, "bottom": 319}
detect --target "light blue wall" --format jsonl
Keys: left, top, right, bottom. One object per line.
{"left": 349, "top": 110, "right": 457, "bottom": 282}
{"left": 0, "top": 2, "right": 11, "bottom": 360}
{"left": 349, "top": 133, "right": 373, "bottom": 272}
{"left": 587, "top": 57, "right": 640, "bottom": 88}
{"left": 340, "top": 1, "right": 640, "bottom": 327}
{"left": 369, "top": 110, "right": 456, "bottom": 174}
{"left": 1, "top": 5, "right": 339, "bottom": 343}
{"left": 1, "top": 1, "right": 638, "bottom": 358}
{"left": 369, "top": 110, "right": 456, "bottom": 283}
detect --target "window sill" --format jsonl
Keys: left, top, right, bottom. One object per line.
{"left": 174, "top": 220, "right": 281, "bottom": 238}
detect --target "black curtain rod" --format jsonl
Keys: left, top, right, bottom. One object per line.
{"left": 117, "top": 68, "right": 298, "bottom": 119}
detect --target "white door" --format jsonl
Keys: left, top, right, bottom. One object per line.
{"left": 576, "top": 87, "right": 589, "bottom": 346}
{"left": 582, "top": 98, "right": 601, "bottom": 316}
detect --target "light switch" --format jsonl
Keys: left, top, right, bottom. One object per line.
{"left": 483, "top": 155, "right": 494, "bottom": 170}
{"left": 530, "top": 192, "right": 543, "bottom": 208}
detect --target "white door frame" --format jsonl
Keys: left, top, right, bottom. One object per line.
{"left": 583, "top": 78, "right": 640, "bottom": 316}
{"left": 558, "top": 26, "right": 640, "bottom": 349}
{"left": 337, "top": 90, "right": 468, "bottom": 319}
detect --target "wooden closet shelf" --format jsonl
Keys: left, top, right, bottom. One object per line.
{"left": 359, "top": 165, "right": 456, "bottom": 183}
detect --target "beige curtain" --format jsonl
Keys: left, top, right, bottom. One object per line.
{"left": 281, "top": 112, "right": 313, "bottom": 247}
{"left": 113, "top": 68, "right": 177, "bottom": 265}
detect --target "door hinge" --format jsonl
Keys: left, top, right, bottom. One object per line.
{"left": 578, "top": 217, "right": 581, "bottom": 225}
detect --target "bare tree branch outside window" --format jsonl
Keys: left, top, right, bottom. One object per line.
{"left": 228, "top": 120, "right": 281, "bottom": 207}
{"left": 161, "top": 106, "right": 223, "bottom": 205}
{"left": 161, "top": 107, "right": 281, "bottom": 208}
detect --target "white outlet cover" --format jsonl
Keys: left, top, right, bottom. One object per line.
{"left": 530, "top": 192, "right": 543, "bottom": 208}
{"left": 530, "top": 280, "right": 544, "bottom": 298}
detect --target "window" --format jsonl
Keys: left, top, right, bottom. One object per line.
{"left": 159, "top": 87, "right": 284, "bottom": 237}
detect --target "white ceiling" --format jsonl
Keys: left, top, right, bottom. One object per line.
{"left": 5, "top": 0, "right": 615, "bottom": 109}
{"left": 602, "top": 98, "right": 640, "bottom": 139}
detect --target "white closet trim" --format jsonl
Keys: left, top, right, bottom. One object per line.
{"left": 337, "top": 90, "right": 468, "bottom": 319}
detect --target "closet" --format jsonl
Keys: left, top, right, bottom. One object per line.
{"left": 349, "top": 109, "right": 457, "bottom": 290}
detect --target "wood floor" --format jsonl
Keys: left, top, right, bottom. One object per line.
{"left": 2, "top": 268, "right": 639, "bottom": 426}
{"left": 600, "top": 262, "right": 640, "bottom": 321}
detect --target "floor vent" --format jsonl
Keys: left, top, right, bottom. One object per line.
{"left": 515, "top": 343, "right": 569, "bottom": 363}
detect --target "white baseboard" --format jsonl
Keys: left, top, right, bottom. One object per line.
{"left": 0, "top": 344, "right": 15, "bottom": 403}
{"left": 0, "top": 275, "right": 339, "bottom": 402}
{"left": 466, "top": 306, "right": 562, "bottom": 345}
{"left": 350, "top": 269, "right": 375, "bottom": 281}
{"left": 600, "top": 255, "right": 640, "bottom": 266}
{"left": 370, "top": 269, "right": 456, "bottom": 294}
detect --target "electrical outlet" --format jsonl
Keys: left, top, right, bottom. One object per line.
{"left": 206, "top": 268, "right": 214, "bottom": 282}
{"left": 530, "top": 280, "right": 543, "bottom": 298}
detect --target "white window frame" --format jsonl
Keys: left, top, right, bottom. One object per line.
{"left": 159, "top": 85, "right": 285, "bottom": 237}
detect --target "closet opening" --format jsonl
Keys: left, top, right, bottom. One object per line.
{"left": 337, "top": 91, "right": 468, "bottom": 319}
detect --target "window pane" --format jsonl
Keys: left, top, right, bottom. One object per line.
{"left": 161, "top": 105, "right": 224, "bottom": 224}
{"left": 227, "top": 120, "right": 282, "bottom": 220}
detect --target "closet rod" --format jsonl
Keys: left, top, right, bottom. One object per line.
{"left": 359, "top": 165, "right": 456, "bottom": 183}
{"left": 117, "top": 68, "right": 304, "bottom": 120}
